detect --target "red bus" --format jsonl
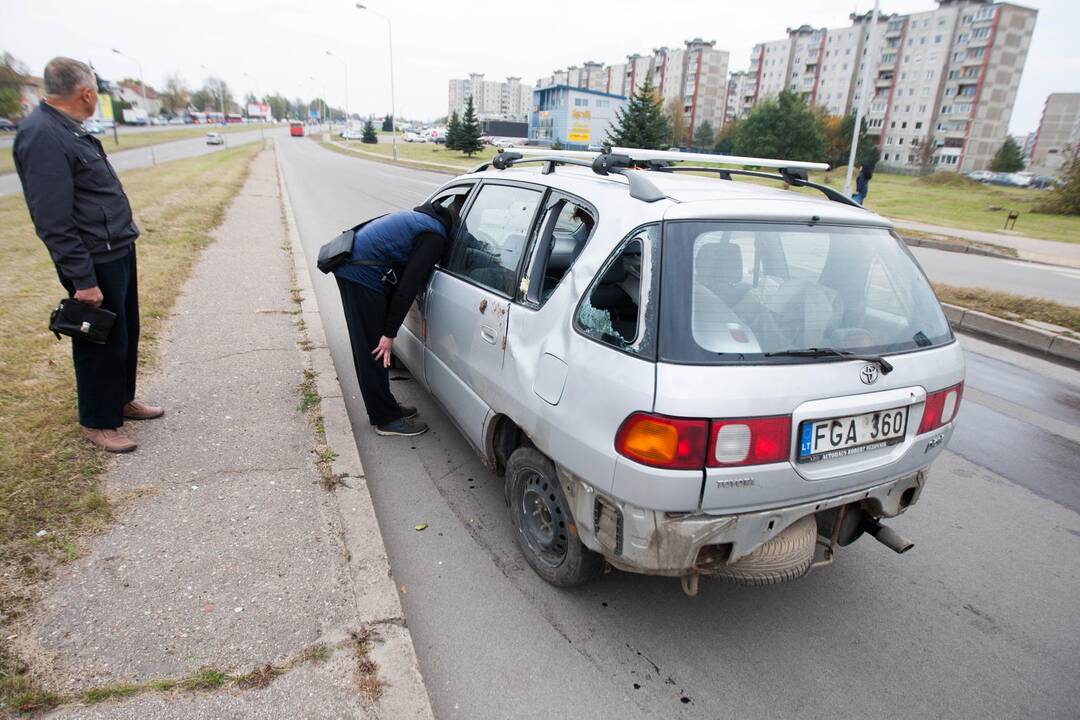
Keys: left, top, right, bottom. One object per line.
{"left": 290, "top": 121, "right": 304, "bottom": 137}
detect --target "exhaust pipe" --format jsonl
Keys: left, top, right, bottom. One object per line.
{"left": 863, "top": 518, "right": 914, "bottom": 554}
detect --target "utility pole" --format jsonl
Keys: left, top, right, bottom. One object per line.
{"left": 357, "top": 3, "right": 397, "bottom": 160}
{"left": 244, "top": 71, "right": 265, "bottom": 142}
{"left": 112, "top": 48, "right": 155, "bottom": 165}
{"left": 844, "top": 0, "right": 881, "bottom": 197}
{"left": 326, "top": 50, "right": 349, "bottom": 135}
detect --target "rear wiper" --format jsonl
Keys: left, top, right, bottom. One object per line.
{"left": 764, "top": 347, "right": 893, "bottom": 374}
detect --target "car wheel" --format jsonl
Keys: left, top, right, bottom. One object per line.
{"left": 712, "top": 514, "right": 817, "bottom": 586}
{"left": 506, "top": 447, "right": 603, "bottom": 587}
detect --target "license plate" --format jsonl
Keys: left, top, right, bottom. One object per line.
{"left": 798, "top": 406, "right": 909, "bottom": 464}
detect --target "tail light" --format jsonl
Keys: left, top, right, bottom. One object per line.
{"left": 614, "top": 413, "right": 708, "bottom": 470}
{"left": 918, "top": 382, "right": 964, "bottom": 434}
{"left": 615, "top": 413, "right": 791, "bottom": 469}
{"left": 708, "top": 416, "right": 791, "bottom": 467}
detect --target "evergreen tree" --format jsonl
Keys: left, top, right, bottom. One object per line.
{"left": 551, "top": 137, "right": 565, "bottom": 150}
{"left": 693, "top": 120, "right": 715, "bottom": 152}
{"left": 606, "top": 74, "right": 670, "bottom": 150}
{"left": 446, "top": 110, "right": 462, "bottom": 151}
{"left": 733, "top": 90, "right": 826, "bottom": 163}
{"left": 457, "top": 96, "right": 484, "bottom": 156}
{"left": 361, "top": 117, "right": 378, "bottom": 143}
{"left": 381, "top": 114, "right": 393, "bottom": 132}
{"left": 989, "top": 137, "right": 1025, "bottom": 172}
{"left": 714, "top": 120, "right": 738, "bottom": 154}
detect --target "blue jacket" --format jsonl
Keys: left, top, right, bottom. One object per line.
{"left": 336, "top": 209, "right": 447, "bottom": 292}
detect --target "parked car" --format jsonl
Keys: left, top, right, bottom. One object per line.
{"left": 492, "top": 137, "right": 522, "bottom": 149}
{"left": 389, "top": 147, "right": 964, "bottom": 595}
{"left": 966, "top": 170, "right": 994, "bottom": 183}
{"left": 82, "top": 119, "right": 107, "bottom": 135}
{"left": 402, "top": 131, "right": 425, "bottom": 143}
{"left": 434, "top": 135, "right": 446, "bottom": 145}
{"left": 0, "top": 118, "right": 16, "bottom": 132}
{"left": 989, "top": 172, "right": 1032, "bottom": 188}
{"left": 206, "top": 132, "right": 225, "bottom": 145}
{"left": 1029, "top": 175, "right": 1061, "bottom": 190}
{"left": 340, "top": 128, "right": 363, "bottom": 140}
{"left": 289, "top": 121, "right": 304, "bottom": 137}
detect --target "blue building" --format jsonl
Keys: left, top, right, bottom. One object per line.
{"left": 528, "top": 85, "right": 628, "bottom": 150}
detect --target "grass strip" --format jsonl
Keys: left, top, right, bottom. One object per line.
{"left": 933, "top": 283, "right": 1080, "bottom": 334}
{"left": 316, "top": 134, "right": 495, "bottom": 173}
{"left": 0, "top": 143, "right": 261, "bottom": 713}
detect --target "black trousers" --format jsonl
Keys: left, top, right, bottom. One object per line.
{"left": 57, "top": 247, "right": 139, "bottom": 429}
{"left": 336, "top": 277, "right": 404, "bottom": 426}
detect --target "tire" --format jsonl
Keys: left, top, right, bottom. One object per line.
{"left": 506, "top": 447, "right": 603, "bottom": 587}
{"left": 713, "top": 514, "right": 817, "bottom": 586}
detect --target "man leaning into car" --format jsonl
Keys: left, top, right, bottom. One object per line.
{"left": 14, "top": 57, "right": 163, "bottom": 453}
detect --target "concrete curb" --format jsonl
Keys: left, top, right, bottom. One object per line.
{"left": 944, "top": 302, "right": 1080, "bottom": 366}
{"left": 274, "top": 142, "right": 435, "bottom": 719}
{"left": 325, "top": 138, "right": 460, "bottom": 175}
{"left": 901, "top": 234, "right": 1017, "bottom": 261}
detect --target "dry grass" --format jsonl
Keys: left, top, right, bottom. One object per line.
{"left": 933, "top": 283, "right": 1080, "bottom": 333}
{"left": 0, "top": 143, "right": 259, "bottom": 713}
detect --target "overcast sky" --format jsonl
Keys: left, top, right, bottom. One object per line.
{"left": 2, "top": 0, "right": 1076, "bottom": 133}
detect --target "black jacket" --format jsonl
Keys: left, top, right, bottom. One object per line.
{"left": 381, "top": 201, "right": 453, "bottom": 338}
{"left": 14, "top": 103, "right": 138, "bottom": 290}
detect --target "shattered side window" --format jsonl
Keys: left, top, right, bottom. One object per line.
{"left": 574, "top": 225, "right": 659, "bottom": 359}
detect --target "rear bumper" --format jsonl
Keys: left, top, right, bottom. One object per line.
{"left": 558, "top": 465, "right": 929, "bottom": 577}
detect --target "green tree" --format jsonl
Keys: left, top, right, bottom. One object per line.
{"left": 445, "top": 110, "right": 462, "bottom": 150}
{"left": 733, "top": 90, "right": 826, "bottom": 163}
{"left": 0, "top": 52, "right": 28, "bottom": 118}
{"left": 263, "top": 94, "right": 289, "bottom": 121}
{"left": 381, "top": 114, "right": 393, "bottom": 132}
{"left": 551, "top": 137, "right": 565, "bottom": 150}
{"left": 606, "top": 74, "right": 670, "bottom": 150}
{"left": 666, "top": 98, "right": 688, "bottom": 147}
{"left": 823, "top": 114, "right": 878, "bottom": 170}
{"left": 714, "top": 120, "right": 738, "bottom": 154}
{"left": 1033, "top": 149, "right": 1080, "bottom": 216}
{"left": 160, "top": 73, "right": 189, "bottom": 115}
{"left": 989, "top": 137, "right": 1025, "bottom": 172}
{"left": 693, "top": 120, "right": 715, "bottom": 152}
{"left": 457, "top": 95, "right": 484, "bottom": 156}
{"left": 361, "top": 117, "right": 378, "bottom": 143}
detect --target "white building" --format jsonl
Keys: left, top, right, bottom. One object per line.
{"left": 1028, "top": 93, "right": 1080, "bottom": 176}
{"left": 448, "top": 74, "right": 530, "bottom": 122}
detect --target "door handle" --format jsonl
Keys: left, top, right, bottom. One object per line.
{"left": 480, "top": 325, "right": 497, "bottom": 344}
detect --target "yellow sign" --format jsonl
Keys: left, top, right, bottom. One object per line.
{"left": 571, "top": 110, "right": 592, "bottom": 120}
{"left": 568, "top": 123, "right": 590, "bottom": 142}
{"left": 98, "top": 94, "right": 114, "bottom": 121}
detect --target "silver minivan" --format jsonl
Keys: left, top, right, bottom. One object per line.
{"left": 392, "top": 148, "right": 964, "bottom": 595}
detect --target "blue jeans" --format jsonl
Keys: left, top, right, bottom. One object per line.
{"left": 852, "top": 193, "right": 865, "bottom": 205}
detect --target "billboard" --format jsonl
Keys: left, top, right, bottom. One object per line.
{"left": 247, "top": 103, "right": 271, "bottom": 118}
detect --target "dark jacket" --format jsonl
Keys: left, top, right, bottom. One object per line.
{"left": 14, "top": 103, "right": 139, "bottom": 290}
{"left": 338, "top": 201, "right": 453, "bottom": 338}
{"left": 856, "top": 169, "right": 871, "bottom": 198}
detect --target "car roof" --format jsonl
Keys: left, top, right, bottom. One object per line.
{"left": 456, "top": 164, "right": 894, "bottom": 229}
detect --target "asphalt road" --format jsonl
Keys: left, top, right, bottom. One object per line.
{"left": 910, "top": 246, "right": 1080, "bottom": 305}
{"left": 282, "top": 135, "right": 1080, "bottom": 720}
{"left": 0, "top": 126, "right": 288, "bottom": 196}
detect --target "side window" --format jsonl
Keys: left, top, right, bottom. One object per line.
{"left": 431, "top": 186, "right": 473, "bottom": 265}
{"left": 575, "top": 226, "right": 659, "bottom": 357}
{"left": 524, "top": 197, "right": 596, "bottom": 304}
{"left": 446, "top": 184, "right": 542, "bottom": 296}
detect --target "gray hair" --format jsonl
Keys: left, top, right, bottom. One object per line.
{"left": 43, "top": 57, "right": 96, "bottom": 97}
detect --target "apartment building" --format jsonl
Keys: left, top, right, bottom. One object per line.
{"left": 736, "top": 0, "right": 1037, "bottom": 172}
{"left": 536, "top": 38, "right": 730, "bottom": 141}
{"left": 724, "top": 70, "right": 754, "bottom": 123}
{"left": 448, "top": 74, "right": 531, "bottom": 122}
{"left": 1028, "top": 93, "right": 1080, "bottom": 176}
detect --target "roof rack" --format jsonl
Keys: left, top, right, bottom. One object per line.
{"left": 476, "top": 147, "right": 852, "bottom": 207}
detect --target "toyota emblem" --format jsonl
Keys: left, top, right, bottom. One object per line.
{"left": 859, "top": 364, "right": 880, "bottom": 385}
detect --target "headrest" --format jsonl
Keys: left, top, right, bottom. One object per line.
{"left": 697, "top": 242, "right": 742, "bottom": 285}
{"left": 600, "top": 260, "right": 627, "bottom": 285}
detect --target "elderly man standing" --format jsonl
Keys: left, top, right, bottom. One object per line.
{"left": 14, "top": 57, "right": 162, "bottom": 453}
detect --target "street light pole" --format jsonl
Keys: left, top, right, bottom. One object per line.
{"left": 326, "top": 50, "right": 349, "bottom": 134}
{"left": 200, "top": 64, "right": 227, "bottom": 146}
{"left": 112, "top": 48, "right": 155, "bottom": 165}
{"left": 356, "top": 3, "right": 397, "bottom": 160}
{"left": 844, "top": 0, "right": 881, "bottom": 197}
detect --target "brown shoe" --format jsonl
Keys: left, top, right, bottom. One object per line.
{"left": 83, "top": 427, "right": 137, "bottom": 453}
{"left": 123, "top": 400, "right": 164, "bottom": 420}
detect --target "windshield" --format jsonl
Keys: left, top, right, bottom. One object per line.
{"left": 659, "top": 222, "right": 952, "bottom": 364}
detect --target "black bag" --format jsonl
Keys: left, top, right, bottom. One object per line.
{"left": 316, "top": 215, "right": 388, "bottom": 274}
{"left": 49, "top": 298, "right": 116, "bottom": 344}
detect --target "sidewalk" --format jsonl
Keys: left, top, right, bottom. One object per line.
{"left": 21, "top": 148, "right": 432, "bottom": 718}
{"left": 891, "top": 218, "right": 1080, "bottom": 269}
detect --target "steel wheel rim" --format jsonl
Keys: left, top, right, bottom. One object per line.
{"left": 519, "top": 470, "right": 568, "bottom": 568}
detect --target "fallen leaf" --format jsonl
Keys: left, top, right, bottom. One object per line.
{"left": 414, "top": 523, "right": 428, "bottom": 532}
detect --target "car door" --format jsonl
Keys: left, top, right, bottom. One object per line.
{"left": 425, "top": 181, "right": 545, "bottom": 451}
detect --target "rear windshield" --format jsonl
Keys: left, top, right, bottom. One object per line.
{"left": 660, "top": 222, "right": 952, "bottom": 364}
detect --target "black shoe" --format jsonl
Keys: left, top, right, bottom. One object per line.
{"left": 397, "top": 405, "right": 418, "bottom": 420}
{"left": 375, "top": 416, "right": 428, "bottom": 437}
